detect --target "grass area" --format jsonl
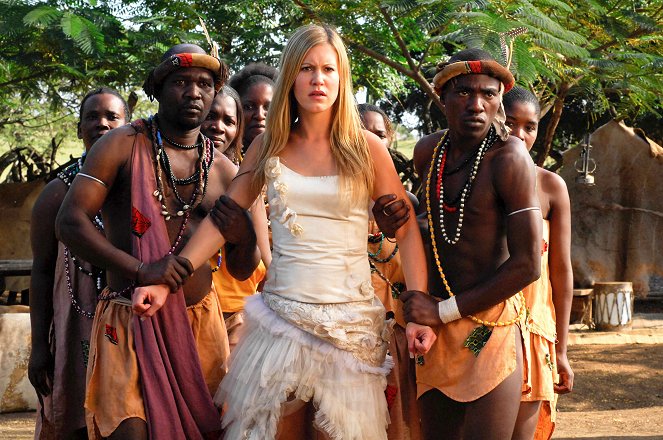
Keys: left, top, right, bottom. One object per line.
{"left": 0, "top": 98, "right": 159, "bottom": 181}
{"left": 0, "top": 113, "right": 84, "bottom": 177}
{"left": 392, "top": 137, "right": 416, "bottom": 159}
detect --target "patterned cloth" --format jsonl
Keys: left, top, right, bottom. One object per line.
{"left": 85, "top": 288, "right": 228, "bottom": 438}
{"left": 84, "top": 120, "right": 222, "bottom": 439}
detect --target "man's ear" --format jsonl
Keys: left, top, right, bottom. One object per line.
{"left": 77, "top": 121, "right": 83, "bottom": 140}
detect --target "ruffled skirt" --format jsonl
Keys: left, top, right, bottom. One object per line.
{"left": 215, "top": 294, "right": 392, "bottom": 440}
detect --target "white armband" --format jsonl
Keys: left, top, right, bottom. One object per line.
{"left": 438, "top": 296, "right": 462, "bottom": 324}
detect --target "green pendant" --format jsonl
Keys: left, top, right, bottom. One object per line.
{"left": 545, "top": 353, "right": 554, "bottom": 371}
{"left": 464, "top": 325, "right": 492, "bottom": 357}
{"left": 416, "top": 354, "right": 425, "bottom": 366}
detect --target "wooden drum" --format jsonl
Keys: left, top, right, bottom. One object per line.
{"left": 593, "top": 282, "right": 634, "bottom": 331}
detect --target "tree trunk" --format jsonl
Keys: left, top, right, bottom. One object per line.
{"left": 536, "top": 82, "right": 571, "bottom": 166}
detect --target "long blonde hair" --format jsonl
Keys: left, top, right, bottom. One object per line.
{"left": 252, "top": 24, "right": 374, "bottom": 203}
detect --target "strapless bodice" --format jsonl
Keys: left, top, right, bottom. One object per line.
{"left": 262, "top": 157, "right": 374, "bottom": 304}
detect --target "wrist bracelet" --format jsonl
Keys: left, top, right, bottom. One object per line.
{"left": 438, "top": 296, "right": 462, "bottom": 324}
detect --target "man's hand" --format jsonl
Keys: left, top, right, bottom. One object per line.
{"left": 133, "top": 284, "right": 170, "bottom": 318}
{"left": 554, "top": 351, "right": 574, "bottom": 394}
{"left": 400, "top": 290, "right": 443, "bottom": 327}
{"left": 405, "top": 322, "right": 437, "bottom": 356}
{"left": 28, "top": 347, "right": 54, "bottom": 397}
{"left": 210, "top": 195, "right": 256, "bottom": 245}
{"left": 372, "top": 194, "right": 410, "bottom": 238}
{"left": 136, "top": 255, "right": 193, "bottom": 292}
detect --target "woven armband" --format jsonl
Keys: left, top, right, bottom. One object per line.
{"left": 438, "top": 296, "right": 462, "bottom": 324}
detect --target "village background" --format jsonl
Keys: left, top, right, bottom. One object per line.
{"left": 0, "top": 0, "right": 662, "bottom": 438}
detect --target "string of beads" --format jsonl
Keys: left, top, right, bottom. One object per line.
{"left": 161, "top": 132, "right": 204, "bottom": 150}
{"left": 149, "top": 115, "right": 213, "bottom": 220}
{"left": 432, "top": 126, "right": 497, "bottom": 244}
{"left": 426, "top": 129, "right": 525, "bottom": 327}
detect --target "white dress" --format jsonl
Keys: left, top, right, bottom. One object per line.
{"left": 215, "top": 157, "right": 392, "bottom": 440}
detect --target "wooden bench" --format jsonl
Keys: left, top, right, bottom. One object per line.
{"left": 571, "top": 288, "right": 594, "bottom": 329}
{"left": 0, "top": 259, "right": 32, "bottom": 305}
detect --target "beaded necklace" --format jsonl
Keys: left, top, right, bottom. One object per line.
{"left": 149, "top": 116, "right": 214, "bottom": 220}
{"left": 433, "top": 126, "right": 497, "bottom": 244}
{"left": 63, "top": 248, "right": 99, "bottom": 318}
{"left": 162, "top": 132, "right": 204, "bottom": 150}
{"left": 425, "top": 129, "right": 525, "bottom": 328}
{"left": 368, "top": 232, "right": 384, "bottom": 257}
{"left": 442, "top": 145, "right": 481, "bottom": 176}
{"left": 367, "top": 231, "right": 402, "bottom": 299}
{"left": 57, "top": 155, "right": 106, "bottom": 317}
{"left": 367, "top": 232, "right": 400, "bottom": 263}
{"left": 368, "top": 260, "right": 405, "bottom": 300}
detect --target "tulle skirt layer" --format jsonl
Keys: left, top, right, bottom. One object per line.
{"left": 215, "top": 294, "right": 392, "bottom": 440}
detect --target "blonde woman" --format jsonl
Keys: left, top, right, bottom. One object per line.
{"left": 134, "top": 24, "right": 433, "bottom": 439}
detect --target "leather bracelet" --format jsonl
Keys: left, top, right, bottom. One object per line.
{"left": 438, "top": 296, "right": 462, "bottom": 323}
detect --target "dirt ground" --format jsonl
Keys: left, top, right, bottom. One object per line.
{"left": 553, "top": 344, "right": 663, "bottom": 439}
{"left": 1, "top": 344, "right": 661, "bottom": 439}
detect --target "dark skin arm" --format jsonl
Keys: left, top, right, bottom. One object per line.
{"left": 373, "top": 133, "right": 442, "bottom": 237}
{"left": 544, "top": 171, "right": 574, "bottom": 393}
{"left": 28, "top": 180, "right": 66, "bottom": 397}
{"left": 210, "top": 195, "right": 260, "bottom": 281}
{"left": 56, "top": 126, "right": 192, "bottom": 292}
{"left": 402, "top": 138, "right": 542, "bottom": 326}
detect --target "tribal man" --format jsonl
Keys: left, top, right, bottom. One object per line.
{"left": 56, "top": 44, "right": 261, "bottom": 439}
{"left": 374, "top": 48, "right": 541, "bottom": 439}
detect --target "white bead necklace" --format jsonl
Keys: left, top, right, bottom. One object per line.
{"left": 435, "top": 126, "right": 497, "bottom": 245}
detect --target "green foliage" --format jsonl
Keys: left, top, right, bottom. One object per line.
{"left": 1, "top": 0, "right": 661, "bottom": 172}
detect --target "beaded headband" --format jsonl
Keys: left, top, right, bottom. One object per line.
{"left": 143, "top": 53, "right": 230, "bottom": 100}
{"left": 432, "top": 60, "right": 515, "bottom": 96}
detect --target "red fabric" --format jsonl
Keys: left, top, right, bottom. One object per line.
{"left": 175, "top": 53, "right": 193, "bottom": 67}
{"left": 104, "top": 324, "right": 118, "bottom": 345}
{"left": 129, "top": 119, "right": 221, "bottom": 439}
{"left": 131, "top": 206, "right": 151, "bottom": 237}
{"left": 385, "top": 385, "right": 398, "bottom": 410}
{"left": 467, "top": 60, "right": 483, "bottom": 73}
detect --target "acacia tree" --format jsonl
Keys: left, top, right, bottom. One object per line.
{"left": 2, "top": 0, "right": 661, "bottom": 168}
{"left": 288, "top": 0, "right": 662, "bottom": 163}
{"left": 510, "top": 0, "right": 663, "bottom": 164}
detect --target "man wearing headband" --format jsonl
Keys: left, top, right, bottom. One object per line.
{"left": 57, "top": 43, "right": 261, "bottom": 439}
{"left": 373, "top": 48, "right": 541, "bottom": 439}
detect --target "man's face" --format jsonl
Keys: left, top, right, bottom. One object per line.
{"left": 77, "top": 93, "right": 128, "bottom": 151}
{"left": 157, "top": 67, "right": 216, "bottom": 131}
{"left": 441, "top": 74, "right": 501, "bottom": 139}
